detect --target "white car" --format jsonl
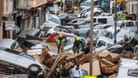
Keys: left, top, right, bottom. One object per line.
{"left": 78, "top": 7, "right": 102, "bottom": 18}
{"left": 117, "top": 20, "right": 137, "bottom": 31}
{"left": 94, "top": 24, "right": 112, "bottom": 34}
{"left": 0, "top": 47, "right": 46, "bottom": 76}
{"left": 46, "top": 13, "right": 61, "bottom": 25}
{"left": 84, "top": 15, "right": 115, "bottom": 25}
{"left": 97, "top": 26, "right": 136, "bottom": 43}
{"left": 46, "top": 26, "right": 78, "bottom": 37}
{"left": 96, "top": 36, "right": 114, "bottom": 48}
{"left": 79, "top": 0, "right": 99, "bottom": 10}
{"left": 0, "top": 39, "right": 19, "bottom": 49}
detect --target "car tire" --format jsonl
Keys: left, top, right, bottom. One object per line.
{"left": 94, "top": 12, "right": 101, "bottom": 16}
{"left": 37, "top": 71, "right": 45, "bottom": 78}
{"left": 28, "top": 64, "right": 41, "bottom": 74}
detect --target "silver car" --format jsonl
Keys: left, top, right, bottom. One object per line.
{"left": 0, "top": 39, "right": 19, "bottom": 49}
{"left": 0, "top": 47, "right": 46, "bottom": 77}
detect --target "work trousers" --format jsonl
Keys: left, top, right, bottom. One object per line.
{"left": 57, "top": 44, "right": 64, "bottom": 53}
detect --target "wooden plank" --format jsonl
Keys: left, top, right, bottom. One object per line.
{"left": 101, "top": 58, "right": 115, "bottom": 66}
{"left": 80, "top": 59, "right": 101, "bottom": 76}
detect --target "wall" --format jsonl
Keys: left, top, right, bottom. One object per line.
{"left": 0, "top": 0, "right": 3, "bottom": 40}
{"left": 2, "top": 0, "right": 14, "bottom": 39}
{"left": 3, "top": 0, "right": 13, "bottom": 15}
{"left": 16, "top": 0, "right": 28, "bottom": 9}
{"left": 31, "top": 0, "right": 47, "bottom": 8}
{"left": 127, "top": 1, "right": 137, "bottom": 14}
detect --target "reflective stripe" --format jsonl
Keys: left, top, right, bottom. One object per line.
{"left": 56, "top": 39, "right": 65, "bottom": 44}
{"left": 135, "top": 45, "right": 138, "bottom": 48}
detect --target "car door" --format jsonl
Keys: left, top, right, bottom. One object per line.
{"left": 96, "top": 40, "right": 106, "bottom": 48}
{"left": 0, "top": 50, "right": 18, "bottom": 65}
{"left": 15, "top": 53, "right": 35, "bottom": 68}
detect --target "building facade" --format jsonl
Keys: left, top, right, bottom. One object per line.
{"left": 0, "top": 0, "right": 14, "bottom": 39}
{"left": 15, "top": 0, "right": 47, "bottom": 30}
{"left": 0, "top": 0, "right": 48, "bottom": 40}
{"left": 127, "top": 0, "right": 138, "bottom": 14}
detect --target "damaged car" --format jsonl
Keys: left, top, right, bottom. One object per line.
{"left": 0, "top": 47, "right": 46, "bottom": 77}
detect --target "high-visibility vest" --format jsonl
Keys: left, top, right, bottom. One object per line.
{"left": 135, "top": 45, "right": 138, "bottom": 48}
{"left": 118, "top": 12, "right": 126, "bottom": 20}
{"left": 124, "top": 39, "right": 131, "bottom": 44}
{"left": 56, "top": 38, "right": 65, "bottom": 44}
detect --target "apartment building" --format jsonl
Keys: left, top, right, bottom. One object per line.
{"left": 127, "top": 0, "right": 138, "bottom": 14}
{"left": 0, "top": 0, "right": 14, "bottom": 39}
{"left": 0, "top": 0, "right": 49, "bottom": 40}
{"left": 15, "top": 0, "right": 47, "bottom": 30}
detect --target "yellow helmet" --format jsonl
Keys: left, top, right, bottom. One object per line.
{"left": 59, "top": 33, "right": 63, "bottom": 37}
{"left": 76, "top": 36, "right": 80, "bottom": 41}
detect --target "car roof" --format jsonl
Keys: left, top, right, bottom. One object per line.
{"left": 95, "top": 24, "right": 112, "bottom": 27}
{"left": 105, "top": 26, "right": 120, "bottom": 33}
{"left": 94, "top": 15, "right": 114, "bottom": 19}
{"left": 18, "top": 29, "right": 40, "bottom": 38}
{"left": 0, "top": 47, "right": 21, "bottom": 55}
{"left": 98, "top": 36, "right": 114, "bottom": 44}
{"left": 117, "top": 20, "right": 135, "bottom": 23}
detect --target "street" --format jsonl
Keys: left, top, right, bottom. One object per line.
{"left": 0, "top": 0, "right": 138, "bottom": 78}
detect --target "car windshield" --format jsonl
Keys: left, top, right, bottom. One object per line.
{"left": 58, "top": 13, "right": 67, "bottom": 18}
{"left": 49, "top": 17, "right": 61, "bottom": 24}
{"left": 97, "top": 40, "right": 106, "bottom": 47}
{"left": 126, "top": 22, "right": 134, "bottom": 27}
{"left": 98, "top": 18, "right": 107, "bottom": 24}
{"left": 4, "top": 48, "right": 20, "bottom": 55}
{"left": 80, "top": 2, "right": 91, "bottom": 6}
{"left": 80, "top": 8, "right": 90, "bottom": 14}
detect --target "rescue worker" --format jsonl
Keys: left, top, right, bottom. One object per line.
{"left": 65, "top": 0, "right": 73, "bottom": 12}
{"left": 123, "top": 36, "right": 133, "bottom": 52}
{"left": 134, "top": 44, "right": 138, "bottom": 53}
{"left": 73, "top": 36, "right": 81, "bottom": 53}
{"left": 56, "top": 34, "right": 66, "bottom": 53}
{"left": 124, "top": 36, "right": 130, "bottom": 45}
{"left": 70, "top": 64, "right": 83, "bottom": 78}
{"left": 118, "top": 11, "right": 126, "bottom": 20}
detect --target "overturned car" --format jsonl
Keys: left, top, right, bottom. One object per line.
{"left": 0, "top": 47, "right": 46, "bottom": 77}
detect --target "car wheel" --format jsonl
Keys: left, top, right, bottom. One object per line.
{"left": 28, "top": 64, "right": 41, "bottom": 74}
{"left": 37, "top": 71, "right": 45, "bottom": 78}
{"left": 94, "top": 12, "right": 101, "bottom": 16}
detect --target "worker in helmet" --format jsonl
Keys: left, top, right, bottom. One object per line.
{"left": 123, "top": 36, "right": 133, "bottom": 52}
{"left": 72, "top": 36, "right": 81, "bottom": 53}
{"left": 56, "top": 34, "right": 66, "bottom": 53}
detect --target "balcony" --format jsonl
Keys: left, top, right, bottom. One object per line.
{"left": 15, "top": 0, "right": 30, "bottom": 10}
{"left": 16, "top": 0, "right": 47, "bottom": 10}
{"left": 31, "top": 0, "right": 47, "bottom": 8}
{"left": 2, "top": 0, "right": 13, "bottom": 15}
